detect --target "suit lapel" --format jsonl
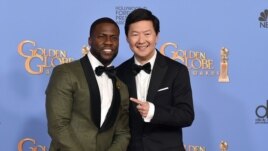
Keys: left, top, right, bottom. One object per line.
{"left": 147, "top": 51, "right": 168, "bottom": 102}
{"left": 80, "top": 55, "right": 121, "bottom": 132}
{"left": 80, "top": 55, "right": 101, "bottom": 129}
{"left": 127, "top": 57, "right": 138, "bottom": 99}
{"left": 121, "top": 57, "right": 140, "bottom": 115}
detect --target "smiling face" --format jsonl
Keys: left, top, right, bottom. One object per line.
{"left": 89, "top": 22, "right": 119, "bottom": 66}
{"left": 126, "top": 20, "right": 159, "bottom": 64}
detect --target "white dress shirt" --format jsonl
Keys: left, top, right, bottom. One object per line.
{"left": 134, "top": 50, "right": 157, "bottom": 122}
{"left": 87, "top": 52, "right": 113, "bottom": 126}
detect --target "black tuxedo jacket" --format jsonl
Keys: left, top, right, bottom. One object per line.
{"left": 117, "top": 51, "right": 194, "bottom": 151}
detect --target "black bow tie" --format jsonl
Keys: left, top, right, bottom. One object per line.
{"left": 95, "top": 66, "right": 116, "bottom": 79}
{"left": 132, "top": 62, "right": 151, "bottom": 75}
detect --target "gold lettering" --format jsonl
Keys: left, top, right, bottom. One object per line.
{"left": 187, "top": 145, "right": 206, "bottom": 151}
{"left": 24, "top": 56, "right": 44, "bottom": 74}
{"left": 18, "top": 138, "right": 35, "bottom": 151}
{"left": 18, "top": 40, "right": 36, "bottom": 58}
{"left": 189, "top": 51, "right": 197, "bottom": 59}
{"left": 33, "top": 48, "right": 45, "bottom": 56}
{"left": 59, "top": 50, "right": 67, "bottom": 57}
{"left": 199, "top": 52, "right": 206, "bottom": 59}
{"left": 192, "top": 70, "right": 198, "bottom": 76}
{"left": 191, "top": 59, "right": 201, "bottom": 69}
{"left": 18, "top": 138, "right": 46, "bottom": 151}
{"left": 199, "top": 146, "right": 206, "bottom": 151}
{"left": 18, "top": 40, "right": 74, "bottom": 75}
{"left": 50, "top": 57, "right": 62, "bottom": 67}
{"left": 159, "top": 42, "right": 177, "bottom": 56}
{"left": 30, "top": 145, "right": 47, "bottom": 151}
{"left": 158, "top": 42, "right": 220, "bottom": 77}
{"left": 201, "top": 59, "right": 213, "bottom": 69}
{"left": 171, "top": 51, "right": 185, "bottom": 63}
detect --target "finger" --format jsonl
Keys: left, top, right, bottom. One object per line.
{"left": 137, "top": 108, "right": 144, "bottom": 114}
{"left": 136, "top": 105, "right": 142, "bottom": 110}
{"left": 130, "top": 97, "right": 143, "bottom": 105}
{"left": 142, "top": 111, "right": 147, "bottom": 117}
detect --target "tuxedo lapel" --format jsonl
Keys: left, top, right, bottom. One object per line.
{"left": 80, "top": 55, "right": 101, "bottom": 129}
{"left": 80, "top": 55, "right": 121, "bottom": 132}
{"left": 120, "top": 57, "right": 140, "bottom": 115}
{"left": 127, "top": 57, "right": 138, "bottom": 99}
{"left": 147, "top": 52, "right": 168, "bottom": 102}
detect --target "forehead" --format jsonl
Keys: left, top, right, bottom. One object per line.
{"left": 129, "top": 20, "right": 154, "bottom": 32}
{"left": 93, "top": 22, "right": 119, "bottom": 34}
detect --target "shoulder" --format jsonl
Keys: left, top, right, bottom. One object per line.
{"left": 116, "top": 58, "right": 133, "bottom": 71}
{"left": 116, "top": 58, "right": 133, "bottom": 76}
{"left": 53, "top": 60, "right": 81, "bottom": 71}
{"left": 116, "top": 57, "right": 133, "bottom": 84}
{"left": 51, "top": 60, "right": 83, "bottom": 77}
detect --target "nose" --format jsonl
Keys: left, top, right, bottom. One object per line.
{"left": 137, "top": 34, "right": 146, "bottom": 44}
{"left": 104, "top": 36, "right": 112, "bottom": 45}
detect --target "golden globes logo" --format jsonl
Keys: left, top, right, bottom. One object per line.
{"left": 18, "top": 40, "right": 74, "bottom": 75}
{"left": 160, "top": 42, "right": 217, "bottom": 76}
{"left": 18, "top": 138, "right": 46, "bottom": 151}
{"left": 160, "top": 42, "right": 230, "bottom": 82}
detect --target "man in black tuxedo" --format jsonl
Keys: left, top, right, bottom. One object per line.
{"left": 117, "top": 8, "right": 195, "bottom": 151}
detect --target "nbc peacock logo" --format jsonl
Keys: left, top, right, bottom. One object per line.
{"left": 259, "top": 9, "right": 268, "bottom": 28}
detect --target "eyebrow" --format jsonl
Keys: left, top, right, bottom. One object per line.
{"left": 130, "top": 29, "right": 152, "bottom": 33}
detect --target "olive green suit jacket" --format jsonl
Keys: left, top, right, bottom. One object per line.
{"left": 46, "top": 56, "right": 130, "bottom": 151}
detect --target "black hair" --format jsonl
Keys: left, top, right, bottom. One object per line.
{"left": 90, "top": 17, "right": 120, "bottom": 37}
{"left": 124, "top": 8, "right": 160, "bottom": 36}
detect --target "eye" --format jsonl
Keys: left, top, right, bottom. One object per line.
{"left": 95, "top": 35, "right": 105, "bottom": 40}
{"left": 145, "top": 32, "right": 151, "bottom": 36}
{"left": 130, "top": 32, "right": 138, "bottom": 37}
{"left": 111, "top": 36, "right": 119, "bottom": 41}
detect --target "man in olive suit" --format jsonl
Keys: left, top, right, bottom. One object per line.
{"left": 45, "top": 17, "right": 130, "bottom": 151}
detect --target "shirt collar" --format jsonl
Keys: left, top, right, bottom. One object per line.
{"left": 87, "top": 51, "right": 112, "bottom": 71}
{"left": 134, "top": 49, "right": 157, "bottom": 68}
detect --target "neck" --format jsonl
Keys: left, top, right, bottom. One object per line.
{"left": 135, "top": 58, "right": 149, "bottom": 65}
{"left": 135, "top": 50, "right": 156, "bottom": 65}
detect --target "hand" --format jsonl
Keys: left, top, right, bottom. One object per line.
{"left": 130, "top": 97, "right": 149, "bottom": 118}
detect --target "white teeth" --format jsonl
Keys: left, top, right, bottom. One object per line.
{"left": 137, "top": 45, "right": 148, "bottom": 49}
{"left": 138, "top": 46, "right": 147, "bottom": 50}
{"left": 103, "top": 49, "right": 112, "bottom": 52}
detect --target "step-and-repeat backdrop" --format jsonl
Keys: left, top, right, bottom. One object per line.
{"left": 1, "top": 0, "right": 267, "bottom": 150}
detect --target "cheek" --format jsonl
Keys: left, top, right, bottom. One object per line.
{"left": 113, "top": 41, "right": 119, "bottom": 46}
{"left": 149, "top": 37, "right": 157, "bottom": 44}
{"left": 127, "top": 39, "right": 136, "bottom": 47}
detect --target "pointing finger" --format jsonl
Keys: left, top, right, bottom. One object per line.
{"left": 130, "top": 97, "right": 143, "bottom": 105}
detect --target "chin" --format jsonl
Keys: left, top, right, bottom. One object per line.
{"left": 137, "top": 52, "right": 149, "bottom": 58}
